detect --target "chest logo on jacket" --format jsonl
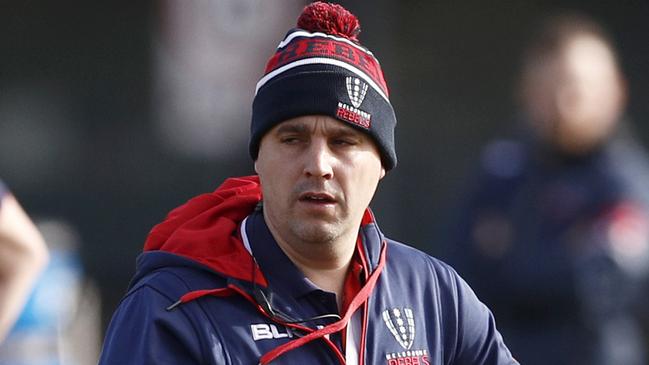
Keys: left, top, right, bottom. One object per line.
{"left": 382, "top": 307, "right": 415, "bottom": 349}
{"left": 383, "top": 307, "right": 430, "bottom": 365}
{"left": 250, "top": 323, "right": 294, "bottom": 341}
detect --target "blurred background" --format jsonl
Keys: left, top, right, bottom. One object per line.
{"left": 1, "top": 0, "right": 649, "bottom": 359}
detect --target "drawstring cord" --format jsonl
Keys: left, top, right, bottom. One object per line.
{"left": 166, "top": 287, "right": 235, "bottom": 311}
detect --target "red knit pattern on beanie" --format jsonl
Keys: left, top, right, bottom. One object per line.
{"left": 297, "top": 2, "right": 361, "bottom": 41}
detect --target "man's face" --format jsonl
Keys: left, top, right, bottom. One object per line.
{"left": 255, "top": 115, "right": 385, "bottom": 246}
{"left": 522, "top": 34, "right": 625, "bottom": 154}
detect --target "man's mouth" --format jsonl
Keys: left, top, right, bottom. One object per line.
{"left": 299, "top": 192, "right": 337, "bottom": 204}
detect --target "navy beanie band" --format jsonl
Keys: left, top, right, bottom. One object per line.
{"left": 249, "top": 3, "right": 397, "bottom": 170}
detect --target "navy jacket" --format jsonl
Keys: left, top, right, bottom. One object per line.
{"left": 99, "top": 176, "right": 516, "bottom": 364}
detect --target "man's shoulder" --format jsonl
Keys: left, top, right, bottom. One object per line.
{"left": 380, "top": 239, "right": 501, "bottom": 337}
{"left": 384, "top": 238, "right": 461, "bottom": 283}
{"left": 127, "top": 252, "right": 227, "bottom": 303}
{"left": 385, "top": 238, "right": 449, "bottom": 265}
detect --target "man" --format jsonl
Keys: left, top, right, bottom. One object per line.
{"left": 99, "top": 2, "right": 516, "bottom": 364}
{"left": 446, "top": 13, "right": 649, "bottom": 365}
{"left": 0, "top": 180, "right": 48, "bottom": 343}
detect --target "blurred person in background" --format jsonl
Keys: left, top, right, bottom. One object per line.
{"left": 0, "top": 218, "right": 101, "bottom": 365}
{"left": 0, "top": 179, "right": 48, "bottom": 343}
{"left": 99, "top": 2, "right": 517, "bottom": 364}
{"left": 0, "top": 180, "right": 101, "bottom": 365}
{"left": 446, "top": 13, "right": 649, "bottom": 365}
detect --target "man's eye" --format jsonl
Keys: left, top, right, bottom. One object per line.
{"left": 332, "top": 138, "right": 356, "bottom": 146}
{"left": 280, "top": 136, "right": 301, "bottom": 144}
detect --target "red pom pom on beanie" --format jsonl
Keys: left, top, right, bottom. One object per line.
{"left": 297, "top": 2, "right": 360, "bottom": 41}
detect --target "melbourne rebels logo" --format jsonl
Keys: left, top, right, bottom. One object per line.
{"left": 383, "top": 307, "right": 430, "bottom": 365}
{"left": 382, "top": 307, "right": 415, "bottom": 349}
{"left": 336, "top": 77, "right": 371, "bottom": 129}
{"left": 346, "top": 76, "right": 368, "bottom": 108}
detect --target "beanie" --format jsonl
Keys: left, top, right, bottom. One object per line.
{"left": 250, "top": 2, "right": 397, "bottom": 170}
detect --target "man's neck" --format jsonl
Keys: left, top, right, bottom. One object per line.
{"left": 291, "top": 256, "right": 351, "bottom": 312}
{"left": 266, "top": 223, "right": 358, "bottom": 312}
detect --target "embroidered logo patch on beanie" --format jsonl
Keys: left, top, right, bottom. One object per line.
{"left": 337, "top": 75, "right": 371, "bottom": 129}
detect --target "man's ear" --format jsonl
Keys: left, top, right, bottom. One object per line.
{"left": 379, "top": 167, "right": 386, "bottom": 180}
{"left": 254, "top": 161, "right": 259, "bottom": 174}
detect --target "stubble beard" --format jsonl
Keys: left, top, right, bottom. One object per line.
{"left": 287, "top": 216, "right": 344, "bottom": 247}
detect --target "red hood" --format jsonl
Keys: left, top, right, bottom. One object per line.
{"left": 144, "top": 175, "right": 267, "bottom": 285}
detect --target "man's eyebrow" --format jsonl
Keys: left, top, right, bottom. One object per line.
{"left": 327, "top": 126, "right": 366, "bottom": 141}
{"left": 330, "top": 127, "right": 361, "bottom": 137}
{"left": 274, "top": 123, "right": 309, "bottom": 135}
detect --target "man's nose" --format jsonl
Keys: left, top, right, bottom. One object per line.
{"left": 303, "top": 140, "right": 334, "bottom": 179}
